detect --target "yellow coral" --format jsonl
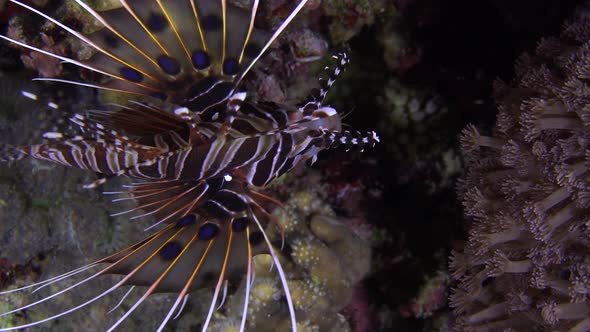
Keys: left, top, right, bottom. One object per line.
{"left": 290, "top": 238, "right": 322, "bottom": 270}
{"left": 272, "top": 206, "right": 303, "bottom": 235}
{"left": 250, "top": 278, "right": 280, "bottom": 307}
{"left": 311, "top": 215, "right": 371, "bottom": 284}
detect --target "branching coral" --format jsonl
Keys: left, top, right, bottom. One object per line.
{"left": 451, "top": 6, "right": 590, "bottom": 332}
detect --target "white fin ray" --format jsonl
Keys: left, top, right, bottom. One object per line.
{"left": 172, "top": 294, "right": 189, "bottom": 320}
{"left": 238, "top": 0, "right": 259, "bottom": 63}
{"left": 105, "top": 226, "right": 192, "bottom": 332}
{"left": 32, "top": 78, "right": 146, "bottom": 95}
{"left": 239, "top": 228, "right": 254, "bottom": 331}
{"left": 72, "top": 0, "right": 160, "bottom": 71}
{"left": 234, "top": 0, "right": 310, "bottom": 90}
{"left": 0, "top": 225, "right": 174, "bottom": 329}
{"left": 250, "top": 211, "right": 296, "bottom": 332}
{"left": 201, "top": 230, "right": 234, "bottom": 332}
{"left": 0, "top": 263, "right": 97, "bottom": 296}
{"left": 156, "top": 240, "right": 216, "bottom": 332}
{"left": 8, "top": 0, "right": 159, "bottom": 84}
{"left": 107, "top": 286, "right": 136, "bottom": 314}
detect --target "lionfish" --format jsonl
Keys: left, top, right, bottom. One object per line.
{"left": 0, "top": 0, "right": 378, "bottom": 330}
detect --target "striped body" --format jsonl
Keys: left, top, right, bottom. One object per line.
{"left": 0, "top": 0, "right": 378, "bottom": 331}
{"left": 23, "top": 97, "right": 357, "bottom": 189}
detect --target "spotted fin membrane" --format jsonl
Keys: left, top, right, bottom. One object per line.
{"left": 0, "top": 1, "right": 379, "bottom": 331}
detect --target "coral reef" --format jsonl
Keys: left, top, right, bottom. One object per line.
{"left": 451, "top": 7, "right": 590, "bottom": 332}
{"left": 321, "top": 0, "right": 394, "bottom": 44}
{"left": 340, "top": 285, "right": 374, "bottom": 332}
{"left": 400, "top": 269, "right": 450, "bottom": 319}
{"left": 376, "top": 79, "right": 461, "bottom": 193}
{"left": 4, "top": 0, "right": 108, "bottom": 78}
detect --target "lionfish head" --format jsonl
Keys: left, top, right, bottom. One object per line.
{"left": 0, "top": 0, "right": 378, "bottom": 331}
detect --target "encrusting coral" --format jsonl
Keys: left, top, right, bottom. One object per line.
{"left": 450, "top": 5, "right": 590, "bottom": 332}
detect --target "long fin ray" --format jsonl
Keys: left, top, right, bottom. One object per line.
{"left": 107, "top": 286, "right": 135, "bottom": 314}
{"left": 156, "top": 239, "right": 216, "bottom": 331}
{"left": 32, "top": 78, "right": 149, "bottom": 95}
{"left": 0, "top": 263, "right": 97, "bottom": 296}
{"left": 141, "top": 185, "right": 213, "bottom": 232}
{"left": 119, "top": 0, "right": 170, "bottom": 56}
{"left": 172, "top": 294, "right": 189, "bottom": 320}
{"left": 190, "top": 0, "right": 208, "bottom": 52}
{"left": 222, "top": 0, "right": 227, "bottom": 62}
{"left": 202, "top": 228, "right": 233, "bottom": 331}
{"left": 105, "top": 225, "right": 195, "bottom": 331}
{"left": 238, "top": 0, "right": 260, "bottom": 64}
{"left": 8, "top": 0, "right": 160, "bottom": 83}
{"left": 250, "top": 211, "right": 297, "bottom": 332}
{"left": 234, "top": 0, "right": 310, "bottom": 90}
{"left": 0, "top": 225, "right": 176, "bottom": 330}
{"left": 111, "top": 180, "right": 210, "bottom": 226}
{"left": 128, "top": 186, "right": 200, "bottom": 220}
{"left": 0, "top": 283, "right": 121, "bottom": 331}
{"left": 0, "top": 34, "right": 125, "bottom": 84}
{"left": 155, "top": 0, "right": 193, "bottom": 64}
{"left": 239, "top": 227, "right": 254, "bottom": 332}
{"left": 72, "top": 0, "right": 160, "bottom": 69}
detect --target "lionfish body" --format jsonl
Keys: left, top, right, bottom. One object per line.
{"left": 0, "top": 0, "right": 378, "bottom": 331}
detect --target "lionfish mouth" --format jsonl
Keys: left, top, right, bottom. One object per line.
{"left": 0, "top": 0, "right": 378, "bottom": 331}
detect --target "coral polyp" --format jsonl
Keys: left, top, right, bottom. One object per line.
{"left": 451, "top": 8, "right": 590, "bottom": 332}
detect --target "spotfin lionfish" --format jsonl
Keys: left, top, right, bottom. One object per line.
{"left": 0, "top": 0, "right": 379, "bottom": 330}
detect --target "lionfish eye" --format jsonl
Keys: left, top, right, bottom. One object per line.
{"left": 198, "top": 223, "right": 219, "bottom": 241}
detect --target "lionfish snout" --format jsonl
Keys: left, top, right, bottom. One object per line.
{"left": 0, "top": 0, "right": 377, "bottom": 331}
